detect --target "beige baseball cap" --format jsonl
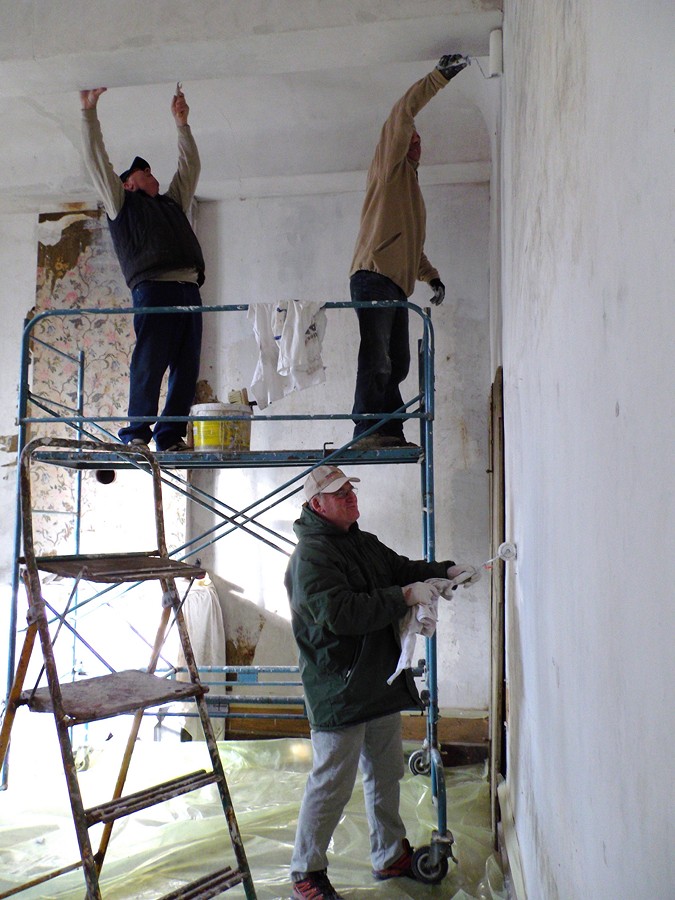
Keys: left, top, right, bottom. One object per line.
{"left": 303, "top": 465, "right": 360, "bottom": 501}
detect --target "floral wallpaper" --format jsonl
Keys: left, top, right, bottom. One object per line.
{"left": 29, "top": 209, "right": 185, "bottom": 557}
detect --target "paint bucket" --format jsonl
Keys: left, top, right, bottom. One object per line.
{"left": 191, "top": 402, "right": 252, "bottom": 451}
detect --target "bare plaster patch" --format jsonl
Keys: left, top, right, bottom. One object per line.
{"left": 37, "top": 213, "right": 98, "bottom": 293}
{"left": 226, "top": 621, "right": 264, "bottom": 666}
{"left": 194, "top": 379, "right": 219, "bottom": 403}
{"left": 0, "top": 434, "right": 18, "bottom": 454}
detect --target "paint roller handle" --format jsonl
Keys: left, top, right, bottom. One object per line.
{"left": 80, "top": 87, "right": 107, "bottom": 110}
{"left": 172, "top": 83, "right": 189, "bottom": 126}
{"left": 436, "top": 53, "right": 469, "bottom": 81}
{"left": 447, "top": 564, "right": 481, "bottom": 589}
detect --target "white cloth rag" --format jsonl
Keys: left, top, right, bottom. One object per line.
{"left": 175, "top": 581, "right": 228, "bottom": 739}
{"left": 248, "top": 300, "right": 327, "bottom": 409}
{"left": 387, "top": 578, "right": 456, "bottom": 685}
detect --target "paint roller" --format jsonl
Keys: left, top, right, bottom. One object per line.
{"left": 481, "top": 541, "right": 517, "bottom": 570}
{"left": 447, "top": 543, "right": 517, "bottom": 589}
{"left": 453, "top": 29, "right": 503, "bottom": 79}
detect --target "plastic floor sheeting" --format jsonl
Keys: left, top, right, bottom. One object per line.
{"left": 0, "top": 722, "right": 507, "bottom": 900}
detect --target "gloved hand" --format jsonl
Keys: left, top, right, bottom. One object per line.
{"left": 429, "top": 278, "right": 445, "bottom": 306}
{"left": 425, "top": 577, "right": 457, "bottom": 600}
{"left": 402, "top": 581, "right": 440, "bottom": 607}
{"left": 436, "top": 53, "right": 468, "bottom": 81}
{"left": 446, "top": 564, "right": 481, "bottom": 589}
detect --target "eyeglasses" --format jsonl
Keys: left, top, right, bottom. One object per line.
{"left": 326, "top": 485, "right": 357, "bottom": 500}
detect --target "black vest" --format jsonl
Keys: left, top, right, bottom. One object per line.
{"left": 108, "top": 190, "right": 205, "bottom": 290}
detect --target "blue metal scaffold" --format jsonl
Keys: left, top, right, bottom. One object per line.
{"left": 2, "top": 299, "right": 456, "bottom": 885}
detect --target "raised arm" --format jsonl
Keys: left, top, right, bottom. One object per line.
{"left": 371, "top": 54, "right": 467, "bottom": 181}
{"left": 166, "top": 83, "right": 201, "bottom": 211}
{"left": 80, "top": 87, "right": 126, "bottom": 219}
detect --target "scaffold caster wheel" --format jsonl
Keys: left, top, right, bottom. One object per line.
{"left": 411, "top": 846, "right": 449, "bottom": 884}
{"left": 408, "top": 748, "right": 431, "bottom": 776}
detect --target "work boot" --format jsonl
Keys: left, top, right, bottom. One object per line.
{"left": 291, "top": 869, "right": 344, "bottom": 899}
{"left": 160, "top": 438, "right": 189, "bottom": 452}
{"left": 372, "top": 838, "right": 414, "bottom": 880}
{"left": 351, "top": 434, "right": 399, "bottom": 450}
{"left": 389, "top": 438, "right": 420, "bottom": 448}
{"left": 127, "top": 438, "right": 150, "bottom": 451}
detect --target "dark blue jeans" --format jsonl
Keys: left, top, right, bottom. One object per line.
{"left": 350, "top": 270, "right": 410, "bottom": 439}
{"left": 118, "top": 280, "right": 202, "bottom": 450}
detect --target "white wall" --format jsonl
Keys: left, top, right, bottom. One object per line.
{"left": 0, "top": 214, "right": 37, "bottom": 581}
{"left": 0, "top": 214, "right": 37, "bottom": 684}
{"left": 501, "top": 1, "right": 674, "bottom": 897}
{"left": 192, "top": 179, "right": 493, "bottom": 710}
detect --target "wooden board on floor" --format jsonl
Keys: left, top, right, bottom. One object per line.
{"left": 223, "top": 705, "right": 489, "bottom": 746}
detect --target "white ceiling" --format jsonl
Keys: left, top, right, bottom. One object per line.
{"left": 0, "top": 1, "right": 502, "bottom": 214}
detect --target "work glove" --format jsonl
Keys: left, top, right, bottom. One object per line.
{"left": 402, "top": 581, "right": 440, "bottom": 607}
{"left": 436, "top": 53, "right": 468, "bottom": 81}
{"left": 446, "top": 564, "right": 481, "bottom": 589}
{"left": 424, "top": 577, "right": 457, "bottom": 600}
{"left": 429, "top": 278, "right": 445, "bottom": 306}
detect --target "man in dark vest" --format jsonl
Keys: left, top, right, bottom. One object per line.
{"left": 80, "top": 84, "right": 204, "bottom": 452}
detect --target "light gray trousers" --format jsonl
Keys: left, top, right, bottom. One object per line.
{"left": 291, "top": 712, "right": 406, "bottom": 878}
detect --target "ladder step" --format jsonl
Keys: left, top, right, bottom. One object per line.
{"left": 86, "top": 770, "right": 221, "bottom": 826}
{"left": 21, "top": 669, "right": 206, "bottom": 724}
{"left": 158, "top": 866, "right": 246, "bottom": 899}
{"left": 32, "top": 552, "right": 205, "bottom": 582}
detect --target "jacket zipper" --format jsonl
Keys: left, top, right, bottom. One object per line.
{"left": 343, "top": 640, "right": 363, "bottom": 682}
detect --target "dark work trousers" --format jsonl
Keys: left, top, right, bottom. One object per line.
{"left": 350, "top": 270, "right": 410, "bottom": 440}
{"left": 118, "top": 280, "right": 202, "bottom": 450}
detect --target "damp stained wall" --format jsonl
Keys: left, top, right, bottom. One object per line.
{"left": 500, "top": 0, "right": 674, "bottom": 897}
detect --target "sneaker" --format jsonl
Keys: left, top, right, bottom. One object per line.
{"left": 372, "top": 838, "right": 414, "bottom": 881}
{"left": 127, "top": 438, "right": 150, "bottom": 451}
{"left": 291, "top": 870, "right": 344, "bottom": 899}
{"left": 159, "top": 439, "right": 189, "bottom": 452}
{"left": 351, "top": 434, "right": 399, "bottom": 450}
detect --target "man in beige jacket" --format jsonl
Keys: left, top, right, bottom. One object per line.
{"left": 349, "top": 54, "right": 467, "bottom": 449}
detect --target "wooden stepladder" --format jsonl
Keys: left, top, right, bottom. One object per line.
{"left": 0, "top": 437, "right": 257, "bottom": 899}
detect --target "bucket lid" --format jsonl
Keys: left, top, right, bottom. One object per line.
{"left": 191, "top": 402, "right": 227, "bottom": 413}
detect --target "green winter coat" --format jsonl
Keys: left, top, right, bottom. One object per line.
{"left": 284, "top": 504, "right": 453, "bottom": 730}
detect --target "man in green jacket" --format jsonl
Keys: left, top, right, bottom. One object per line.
{"left": 285, "top": 464, "right": 479, "bottom": 899}
{"left": 349, "top": 54, "right": 468, "bottom": 449}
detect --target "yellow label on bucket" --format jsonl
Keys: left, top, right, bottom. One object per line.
{"left": 192, "top": 403, "right": 227, "bottom": 450}
{"left": 191, "top": 403, "right": 252, "bottom": 451}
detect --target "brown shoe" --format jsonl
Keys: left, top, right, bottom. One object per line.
{"left": 291, "top": 870, "right": 344, "bottom": 899}
{"left": 372, "top": 838, "right": 414, "bottom": 880}
{"left": 160, "top": 439, "right": 189, "bottom": 452}
{"left": 351, "top": 434, "right": 399, "bottom": 450}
